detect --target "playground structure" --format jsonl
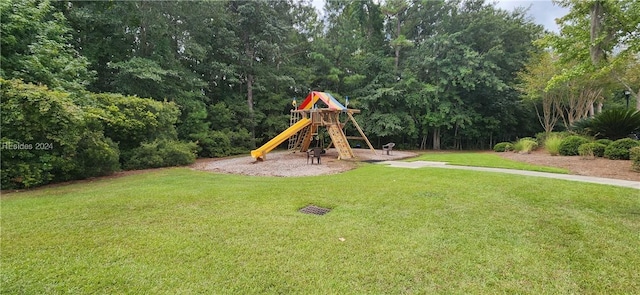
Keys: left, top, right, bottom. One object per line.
{"left": 250, "top": 91, "right": 376, "bottom": 161}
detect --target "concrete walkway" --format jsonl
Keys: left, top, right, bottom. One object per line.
{"left": 377, "top": 161, "right": 640, "bottom": 190}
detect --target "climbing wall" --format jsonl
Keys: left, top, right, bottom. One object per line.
{"left": 327, "top": 124, "right": 354, "bottom": 159}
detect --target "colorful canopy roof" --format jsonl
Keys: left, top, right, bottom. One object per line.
{"left": 298, "top": 91, "right": 346, "bottom": 111}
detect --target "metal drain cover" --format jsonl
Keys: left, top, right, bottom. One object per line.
{"left": 299, "top": 205, "right": 331, "bottom": 215}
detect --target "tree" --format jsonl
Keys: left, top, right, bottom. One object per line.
{"left": 518, "top": 52, "right": 562, "bottom": 134}
{"left": 226, "top": 0, "right": 290, "bottom": 142}
{"left": 611, "top": 54, "right": 640, "bottom": 109}
{"left": 399, "top": 0, "right": 541, "bottom": 149}
{"left": 0, "top": 0, "right": 93, "bottom": 91}
{"left": 382, "top": 0, "right": 411, "bottom": 71}
{"left": 544, "top": 0, "right": 640, "bottom": 110}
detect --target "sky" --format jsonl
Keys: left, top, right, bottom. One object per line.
{"left": 493, "top": 0, "right": 569, "bottom": 32}
{"left": 311, "top": 0, "right": 569, "bottom": 33}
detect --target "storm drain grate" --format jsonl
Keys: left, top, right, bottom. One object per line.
{"left": 299, "top": 205, "right": 331, "bottom": 215}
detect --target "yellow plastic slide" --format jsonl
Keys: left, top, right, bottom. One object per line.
{"left": 251, "top": 118, "right": 311, "bottom": 160}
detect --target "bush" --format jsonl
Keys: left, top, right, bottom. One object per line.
{"left": 558, "top": 136, "right": 591, "bottom": 156}
{"left": 73, "top": 131, "right": 120, "bottom": 178}
{"left": 535, "top": 132, "right": 549, "bottom": 146}
{"left": 88, "top": 93, "right": 180, "bottom": 151}
{"left": 162, "top": 141, "right": 197, "bottom": 167}
{"left": 604, "top": 138, "right": 640, "bottom": 160}
{"left": 535, "top": 132, "right": 570, "bottom": 147}
{"left": 513, "top": 138, "right": 538, "bottom": 154}
{"left": 595, "top": 139, "right": 613, "bottom": 146}
{"left": 0, "top": 79, "right": 186, "bottom": 189}
{"left": 1, "top": 79, "right": 83, "bottom": 188}
{"left": 544, "top": 133, "right": 565, "bottom": 156}
{"left": 123, "top": 139, "right": 197, "bottom": 170}
{"left": 577, "top": 108, "right": 640, "bottom": 140}
{"left": 195, "top": 131, "right": 232, "bottom": 158}
{"left": 227, "top": 128, "right": 254, "bottom": 154}
{"left": 578, "top": 142, "right": 606, "bottom": 159}
{"left": 493, "top": 142, "right": 513, "bottom": 152}
{"left": 631, "top": 146, "right": 640, "bottom": 172}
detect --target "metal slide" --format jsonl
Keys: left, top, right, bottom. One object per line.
{"left": 250, "top": 118, "right": 312, "bottom": 160}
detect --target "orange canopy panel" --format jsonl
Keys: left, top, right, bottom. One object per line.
{"left": 298, "top": 91, "right": 346, "bottom": 111}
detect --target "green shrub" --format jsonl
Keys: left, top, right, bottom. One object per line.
{"left": 88, "top": 93, "right": 180, "bottom": 151}
{"left": 513, "top": 138, "right": 538, "bottom": 154}
{"left": 571, "top": 117, "right": 594, "bottom": 136}
{"left": 577, "top": 108, "right": 640, "bottom": 140}
{"left": 195, "top": 131, "right": 232, "bottom": 158}
{"left": 227, "top": 128, "right": 254, "bottom": 155}
{"left": 0, "top": 79, "right": 188, "bottom": 189}
{"left": 1, "top": 79, "right": 83, "bottom": 188}
{"left": 123, "top": 139, "right": 197, "bottom": 170}
{"left": 604, "top": 138, "right": 640, "bottom": 160}
{"left": 631, "top": 146, "right": 640, "bottom": 172}
{"left": 578, "top": 142, "right": 606, "bottom": 159}
{"left": 535, "top": 132, "right": 549, "bottom": 146}
{"left": 595, "top": 139, "right": 613, "bottom": 146}
{"left": 194, "top": 128, "right": 252, "bottom": 158}
{"left": 162, "top": 141, "right": 198, "bottom": 167}
{"left": 493, "top": 142, "right": 513, "bottom": 152}
{"left": 544, "top": 133, "right": 565, "bottom": 156}
{"left": 73, "top": 131, "right": 120, "bottom": 178}
{"left": 535, "top": 132, "right": 570, "bottom": 146}
{"left": 558, "top": 136, "right": 591, "bottom": 156}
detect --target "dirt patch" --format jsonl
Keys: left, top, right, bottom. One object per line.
{"left": 495, "top": 149, "right": 640, "bottom": 181}
{"left": 191, "top": 148, "right": 417, "bottom": 177}
{"left": 193, "top": 148, "right": 640, "bottom": 181}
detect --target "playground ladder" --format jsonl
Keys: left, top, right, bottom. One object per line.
{"left": 288, "top": 111, "right": 302, "bottom": 152}
{"left": 327, "top": 124, "right": 354, "bottom": 159}
{"left": 294, "top": 125, "right": 312, "bottom": 151}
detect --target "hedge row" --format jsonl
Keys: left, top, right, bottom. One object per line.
{"left": 1, "top": 79, "right": 197, "bottom": 189}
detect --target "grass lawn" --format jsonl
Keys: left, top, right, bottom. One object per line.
{"left": 2, "top": 165, "right": 639, "bottom": 294}
{"left": 411, "top": 152, "right": 569, "bottom": 174}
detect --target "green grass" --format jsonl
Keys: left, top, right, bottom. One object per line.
{"left": 2, "top": 166, "right": 639, "bottom": 294}
{"left": 410, "top": 152, "right": 569, "bottom": 174}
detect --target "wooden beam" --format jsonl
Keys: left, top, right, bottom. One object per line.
{"left": 347, "top": 112, "right": 376, "bottom": 155}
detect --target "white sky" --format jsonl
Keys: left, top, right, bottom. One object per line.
{"left": 493, "top": 0, "right": 569, "bottom": 32}
{"left": 311, "top": 0, "right": 569, "bottom": 33}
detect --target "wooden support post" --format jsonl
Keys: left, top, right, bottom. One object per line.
{"left": 347, "top": 112, "right": 376, "bottom": 155}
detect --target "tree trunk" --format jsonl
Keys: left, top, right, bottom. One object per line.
{"left": 244, "top": 32, "right": 256, "bottom": 141}
{"left": 589, "top": 1, "right": 607, "bottom": 66}
{"left": 420, "top": 134, "right": 428, "bottom": 150}
{"left": 536, "top": 94, "right": 559, "bottom": 134}
{"left": 394, "top": 19, "right": 400, "bottom": 71}
{"left": 432, "top": 128, "right": 441, "bottom": 150}
{"left": 489, "top": 134, "right": 493, "bottom": 150}
{"left": 246, "top": 74, "right": 254, "bottom": 112}
{"left": 453, "top": 124, "right": 461, "bottom": 150}
{"left": 247, "top": 73, "right": 255, "bottom": 139}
